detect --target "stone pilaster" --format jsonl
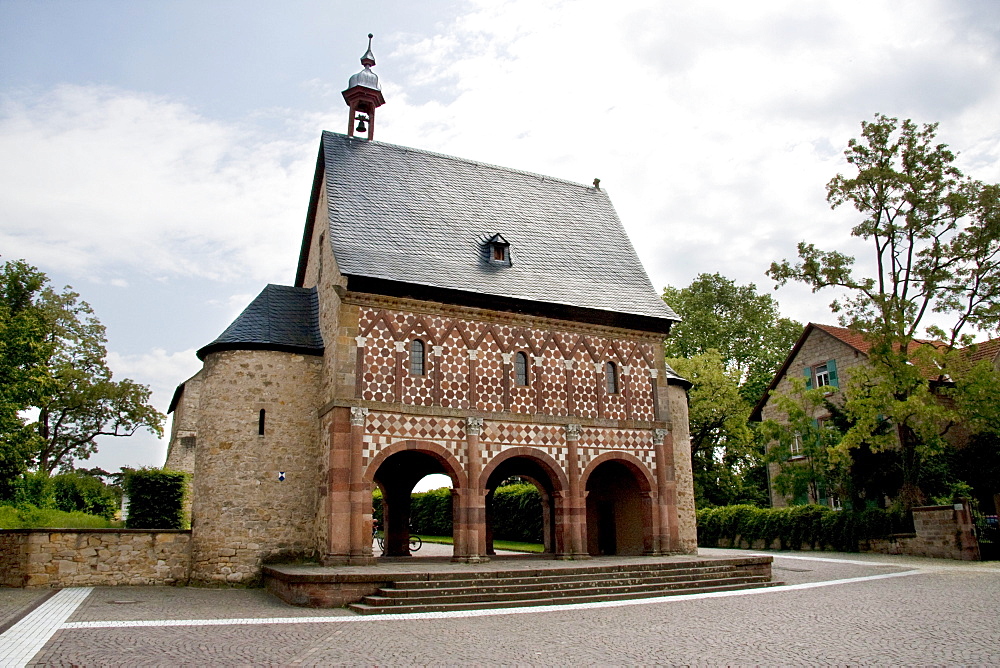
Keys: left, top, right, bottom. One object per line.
{"left": 563, "top": 423, "right": 589, "bottom": 559}
{"left": 348, "top": 407, "right": 373, "bottom": 564}
{"left": 653, "top": 427, "right": 678, "bottom": 554}
{"left": 460, "top": 417, "right": 488, "bottom": 563}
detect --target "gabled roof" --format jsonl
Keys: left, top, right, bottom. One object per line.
{"left": 198, "top": 285, "right": 323, "bottom": 360}
{"left": 749, "top": 323, "right": 998, "bottom": 421}
{"left": 965, "top": 337, "right": 1000, "bottom": 365}
{"left": 295, "top": 132, "right": 679, "bottom": 333}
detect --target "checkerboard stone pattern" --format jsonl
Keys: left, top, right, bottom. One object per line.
{"left": 357, "top": 307, "right": 661, "bottom": 421}
{"left": 362, "top": 412, "right": 468, "bottom": 468}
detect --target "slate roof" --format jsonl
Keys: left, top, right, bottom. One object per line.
{"left": 297, "top": 132, "right": 679, "bottom": 330}
{"left": 197, "top": 285, "right": 323, "bottom": 360}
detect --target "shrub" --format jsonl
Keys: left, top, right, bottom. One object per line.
{"left": 51, "top": 471, "right": 119, "bottom": 520}
{"left": 696, "top": 504, "right": 904, "bottom": 552}
{"left": 123, "top": 468, "right": 188, "bottom": 529}
{"left": 491, "top": 484, "right": 542, "bottom": 543}
{"left": 409, "top": 487, "right": 453, "bottom": 535}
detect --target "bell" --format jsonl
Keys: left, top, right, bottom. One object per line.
{"left": 355, "top": 116, "right": 368, "bottom": 133}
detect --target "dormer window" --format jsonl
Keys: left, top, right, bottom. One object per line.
{"left": 486, "top": 233, "right": 511, "bottom": 266}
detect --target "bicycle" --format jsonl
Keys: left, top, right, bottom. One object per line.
{"left": 372, "top": 522, "right": 422, "bottom": 553}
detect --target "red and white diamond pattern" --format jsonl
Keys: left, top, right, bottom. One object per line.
{"left": 357, "top": 306, "right": 662, "bottom": 423}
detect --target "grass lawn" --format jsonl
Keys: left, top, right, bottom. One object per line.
{"left": 417, "top": 535, "right": 545, "bottom": 553}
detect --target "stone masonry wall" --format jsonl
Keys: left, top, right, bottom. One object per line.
{"left": 0, "top": 530, "right": 190, "bottom": 588}
{"left": 762, "top": 329, "right": 867, "bottom": 507}
{"left": 164, "top": 370, "right": 204, "bottom": 476}
{"left": 666, "top": 383, "right": 698, "bottom": 553}
{"left": 190, "top": 349, "right": 324, "bottom": 584}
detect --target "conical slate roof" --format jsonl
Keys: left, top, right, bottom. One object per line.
{"left": 197, "top": 285, "right": 323, "bottom": 360}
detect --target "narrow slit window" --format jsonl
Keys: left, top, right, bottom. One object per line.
{"left": 258, "top": 409, "right": 266, "bottom": 436}
{"left": 606, "top": 362, "right": 619, "bottom": 394}
{"left": 515, "top": 351, "right": 528, "bottom": 386}
{"left": 410, "top": 339, "right": 425, "bottom": 376}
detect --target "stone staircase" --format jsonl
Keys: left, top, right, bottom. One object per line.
{"left": 347, "top": 558, "right": 781, "bottom": 614}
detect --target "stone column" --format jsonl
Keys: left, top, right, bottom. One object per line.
{"left": 653, "top": 427, "right": 678, "bottom": 554}
{"left": 348, "top": 407, "right": 373, "bottom": 564}
{"left": 462, "top": 417, "right": 488, "bottom": 563}
{"left": 564, "top": 423, "right": 589, "bottom": 559}
{"left": 324, "top": 407, "right": 352, "bottom": 565}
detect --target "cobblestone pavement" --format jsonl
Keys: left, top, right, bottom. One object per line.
{"left": 2, "top": 549, "right": 997, "bottom": 666}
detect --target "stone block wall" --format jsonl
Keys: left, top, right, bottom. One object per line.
{"left": 762, "top": 328, "right": 868, "bottom": 507}
{"left": 0, "top": 530, "right": 190, "bottom": 587}
{"left": 190, "top": 349, "right": 324, "bottom": 584}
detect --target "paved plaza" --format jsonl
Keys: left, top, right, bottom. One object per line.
{"left": 1, "top": 548, "right": 998, "bottom": 666}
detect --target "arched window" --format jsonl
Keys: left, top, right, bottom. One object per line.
{"left": 606, "top": 362, "right": 619, "bottom": 394}
{"left": 410, "top": 339, "right": 425, "bottom": 375}
{"left": 258, "top": 409, "right": 266, "bottom": 436}
{"left": 515, "top": 351, "right": 528, "bottom": 386}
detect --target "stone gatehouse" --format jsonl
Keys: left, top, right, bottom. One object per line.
{"left": 165, "top": 38, "right": 696, "bottom": 584}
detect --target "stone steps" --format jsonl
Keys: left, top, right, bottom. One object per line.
{"left": 347, "top": 562, "right": 781, "bottom": 614}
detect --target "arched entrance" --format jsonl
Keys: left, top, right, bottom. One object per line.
{"left": 583, "top": 456, "right": 654, "bottom": 556}
{"left": 481, "top": 449, "right": 567, "bottom": 556}
{"left": 366, "top": 442, "right": 463, "bottom": 557}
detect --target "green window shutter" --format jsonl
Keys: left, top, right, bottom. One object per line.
{"left": 803, "top": 366, "right": 813, "bottom": 390}
{"left": 827, "top": 359, "right": 839, "bottom": 387}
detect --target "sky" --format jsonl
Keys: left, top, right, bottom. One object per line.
{"left": 2, "top": 0, "right": 1000, "bottom": 476}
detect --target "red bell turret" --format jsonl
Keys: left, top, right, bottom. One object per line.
{"left": 343, "top": 34, "right": 386, "bottom": 141}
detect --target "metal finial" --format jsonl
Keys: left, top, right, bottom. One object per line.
{"left": 361, "top": 34, "right": 376, "bottom": 67}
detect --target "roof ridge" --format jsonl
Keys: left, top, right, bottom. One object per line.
{"left": 322, "top": 131, "right": 599, "bottom": 192}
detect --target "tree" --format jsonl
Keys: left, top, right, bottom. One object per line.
{"left": 663, "top": 273, "right": 802, "bottom": 404}
{"left": 0, "top": 260, "right": 164, "bottom": 478}
{"left": 0, "top": 260, "right": 50, "bottom": 497}
{"left": 768, "top": 114, "right": 1000, "bottom": 508}
{"left": 667, "top": 351, "right": 766, "bottom": 507}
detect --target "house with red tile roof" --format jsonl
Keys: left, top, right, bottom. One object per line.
{"left": 751, "top": 323, "right": 1000, "bottom": 508}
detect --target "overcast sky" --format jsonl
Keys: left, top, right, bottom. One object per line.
{"left": 2, "top": 0, "right": 999, "bottom": 474}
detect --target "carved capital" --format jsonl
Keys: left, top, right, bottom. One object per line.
{"left": 565, "top": 423, "right": 582, "bottom": 441}
{"left": 467, "top": 349, "right": 479, "bottom": 360}
{"left": 350, "top": 406, "right": 369, "bottom": 426}
{"left": 432, "top": 345, "right": 444, "bottom": 357}
{"left": 465, "top": 417, "right": 485, "bottom": 435}
{"left": 533, "top": 355, "right": 545, "bottom": 367}
{"left": 562, "top": 359, "right": 575, "bottom": 370}
{"left": 393, "top": 340, "right": 407, "bottom": 352}
{"left": 354, "top": 335, "right": 367, "bottom": 348}
{"left": 501, "top": 352, "right": 513, "bottom": 364}
{"left": 593, "top": 361, "right": 604, "bottom": 373}
{"left": 649, "top": 368, "right": 659, "bottom": 379}
{"left": 652, "top": 428, "right": 668, "bottom": 443}
{"left": 621, "top": 365, "right": 631, "bottom": 376}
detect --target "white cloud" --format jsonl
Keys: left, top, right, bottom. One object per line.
{"left": 0, "top": 85, "right": 314, "bottom": 285}
{"left": 106, "top": 347, "right": 202, "bottom": 412}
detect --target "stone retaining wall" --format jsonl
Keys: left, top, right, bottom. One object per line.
{"left": 0, "top": 529, "right": 191, "bottom": 587}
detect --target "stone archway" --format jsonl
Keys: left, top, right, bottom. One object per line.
{"left": 365, "top": 440, "right": 465, "bottom": 557}
{"left": 480, "top": 447, "right": 569, "bottom": 557}
{"left": 581, "top": 453, "right": 655, "bottom": 556}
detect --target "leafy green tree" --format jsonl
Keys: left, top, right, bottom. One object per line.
{"left": 761, "top": 378, "right": 847, "bottom": 505}
{"left": 0, "top": 260, "right": 51, "bottom": 496}
{"left": 768, "top": 114, "right": 1000, "bottom": 508}
{"left": 0, "top": 260, "right": 164, "bottom": 478}
{"left": 663, "top": 273, "right": 802, "bottom": 404}
{"left": 667, "top": 351, "right": 766, "bottom": 507}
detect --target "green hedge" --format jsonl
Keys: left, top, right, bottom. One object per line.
{"left": 123, "top": 468, "right": 188, "bottom": 529}
{"left": 373, "top": 484, "right": 543, "bottom": 542}
{"left": 696, "top": 504, "right": 908, "bottom": 551}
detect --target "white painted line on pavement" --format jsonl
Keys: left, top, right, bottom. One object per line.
{"left": 60, "top": 569, "right": 923, "bottom": 629}
{"left": 0, "top": 587, "right": 92, "bottom": 668}
{"left": 748, "top": 553, "right": 901, "bottom": 566}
